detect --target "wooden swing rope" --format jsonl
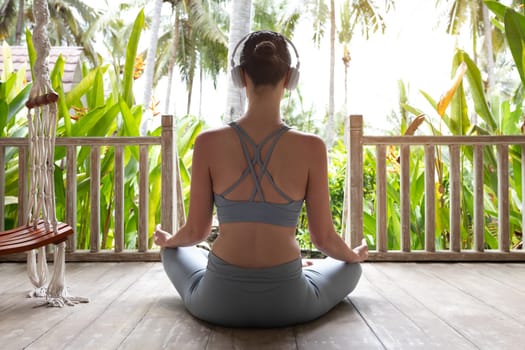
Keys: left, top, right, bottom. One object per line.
{"left": 21, "top": 0, "right": 88, "bottom": 306}
{"left": 26, "top": 0, "right": 57, "bottom": 233}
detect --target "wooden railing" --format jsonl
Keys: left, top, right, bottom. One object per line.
{"left": 0, "top": 115, "right": 184, "bottom": 262}
{"left": 346, "top": 114, "right": 525, "bottom": 261}
{"left": 3, "top": 114, "right": 525, "bottom": 262}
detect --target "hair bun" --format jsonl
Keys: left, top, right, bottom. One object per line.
{"left": 253, "top": 41, "right": 277, "bottom": 57}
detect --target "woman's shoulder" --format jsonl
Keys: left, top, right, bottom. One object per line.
{"left": 286, "top": 128, "right": 326, "bottom": 150}
{"left": 195, "top": 125, "right": 234, "bottom": 145}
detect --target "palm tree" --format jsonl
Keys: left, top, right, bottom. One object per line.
{"left": 140, "top": 0, "right": 163, "bottom": 135}
{"left": 308, "top": 0, "right": 392, "bottom": 151}
{"left": 0, "top": 0, "right": 17, "bottom": 41}
{"left": 224, "top": 0, "right": 253, "bottom": 122}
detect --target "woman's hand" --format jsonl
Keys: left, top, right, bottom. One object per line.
{"left": 153, "top": 224, "right": 173, "bottom": 248}
{"left": 352, "top": 238, "right": 369, "bottom": 262}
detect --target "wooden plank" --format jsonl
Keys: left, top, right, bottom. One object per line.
{"left": 354, "top": 264, "right": 475, "bottom": 349}
{"left": 118, "top": 266, "right": 214, "bottom": 349}
{"left": 295, "top": 298, "right": 383, "bottom": 349}
{"left": 0, "top": 262, "right": 110, "bottom": 348}
{"left": 208, "top": 327, "right": 297, "bottom": 350}
{"left": 422, "top": 263, "right": 525, "bottom": 322}
{"left": 468, "top": 263, "right": 525, "bottom": 292}
{"left": 375, "top": 263, "right": 525, "bottom": 349}
{"left": 58, "top": 264, "right": 171, "bottom": 349}
{"left": 21, "top": 263, "right": 156, "bottom": 349}
{"left": 0, "top": 263, "right": 29, "bottom": 295}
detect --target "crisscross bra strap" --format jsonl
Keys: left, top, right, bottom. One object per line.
{"left": 220, "top": 122, "right": 292, "bottom": 202}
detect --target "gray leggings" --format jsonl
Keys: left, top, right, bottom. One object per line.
{"left": 161, "top": 246, "right": 362, "bottom": 328}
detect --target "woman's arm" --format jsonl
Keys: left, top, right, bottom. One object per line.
{"left": 154, "top": 133, "right": 214, "bottom": 248}
{"left": 304, "top": 136, "right": 368, "bottom": 263}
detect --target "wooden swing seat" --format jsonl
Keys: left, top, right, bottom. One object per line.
{"left": 0, "top": 221, "right": 73, "bottom": 255}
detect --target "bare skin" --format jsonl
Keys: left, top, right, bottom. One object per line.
{"left": 154, "top": 70, "right": 368, "bottom": 268}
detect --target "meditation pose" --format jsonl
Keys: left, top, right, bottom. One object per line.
{"left": 154, "top": 30, "right": 368, "bottom": 328}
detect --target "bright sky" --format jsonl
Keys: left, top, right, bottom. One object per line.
{"left": 145, "top": 0, "right": 461, "bottom": 134}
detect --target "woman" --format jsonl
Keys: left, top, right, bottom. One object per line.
{"left": 154, "top": 30, "right": 368, "bottom": 328}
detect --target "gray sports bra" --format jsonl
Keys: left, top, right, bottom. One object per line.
{"left": 214, "top": 122, "right": 304, "bottom": 227}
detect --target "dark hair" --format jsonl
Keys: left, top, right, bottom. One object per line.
{"left": 240, "top": 31, "right": 291, "bottom": 87}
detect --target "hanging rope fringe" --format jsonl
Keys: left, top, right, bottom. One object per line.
{"left": 25, "top": 0, "right": 88, "bottom": 307}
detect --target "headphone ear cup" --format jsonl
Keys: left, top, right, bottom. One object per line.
{"left": 231, "top": 66, "right": 244, "bottom": 88}
{"left": 286, "top": 68, "right": 300, "bottom": 90}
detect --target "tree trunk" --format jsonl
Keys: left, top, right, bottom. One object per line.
{"left": 14, "top": 0, "right": 24, "bottom": 45}
{"left": 224, "top": 0, "right": 252, "bottom": 123}
{"left": 482, "top": 2, "right": 495, "bottom": 95}
{"left": 140, "top": 0, "right": 163, "bottom": 135}
{"left": 325, "top": 0, "right": 336, "bottom": 152}
{"left": 164, "top": 5, "right": 180, "bottom": 115}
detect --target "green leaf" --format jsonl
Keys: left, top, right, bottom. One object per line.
{"left": 484, "top": 0, "right": 509, "bottom": 21}
{"left": 118, "top": 97, "right": 140, "bottom": 136}
{"left": 457, "top": 50, "right": 497, "bottom": 131}
{"left": 122, "top": 9, "right": 145, "bottom": 107}
{"left": 0, "top": 100, "right": 7, "bottom": 136}
{"left": 65, "top": 66, "right": 108, "bottom": 107}
{"left": 504, "top": 9, "right": 525, "bottom": 87}
{"left": 25, "top": 29, "right": 36, "bottom": 82}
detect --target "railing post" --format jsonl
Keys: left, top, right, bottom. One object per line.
{"left": 161, "top": 115, "right": 186, "bottom": 234}
{"left": 348, "top": 115, "right": 363, "bottom": 248}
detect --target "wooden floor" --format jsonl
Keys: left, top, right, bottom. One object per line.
{"left": 1, "top": 262, "right": 524, "bottom": 350}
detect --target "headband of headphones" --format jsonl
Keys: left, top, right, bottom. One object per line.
{"left": 230, "top": 30, "right": 300, "bottom": 90}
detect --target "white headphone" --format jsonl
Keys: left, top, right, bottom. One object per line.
{"left": 230, "top": 31, "right": 300, "bottom": 90}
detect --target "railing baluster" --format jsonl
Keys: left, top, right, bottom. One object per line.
{"left": 349, "top": 115, "right": 363, "bottom": 248}
{"left": 522, "top": 145, "right": 525, "bottom": 242}
{"left": 376, "top": 145, "right": 387, "bottom": 252}
{"left": 18, "top": 146, "right": 28, "bottom": 226}
{"left": 114, "top": 145, "right": 124, "bottom": 253}
{"left": 473, "top": 145, "right": 484, "bottom": 252}
{"left": 138, "top": 145, "right": 149, "bottom": 252}
{"left": 400, "top": 144, "right": 410, "bottom": 252}
{"left": 90, "top": 146, "right": 101, "bottom": 252}
{"left": 0, "top": 146, "right": 5, "bottom": 231}
{"left": 424, "top": 145, "right": 435, "bottom": 252}
{"left": 498, "top": 144, "right": 510, "bottom": 252}
{"left": 449, "top": 145, "right": 461, "bottom": 252}
{"left": 66, "top": 145, "right": 77, "bottom": 252}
